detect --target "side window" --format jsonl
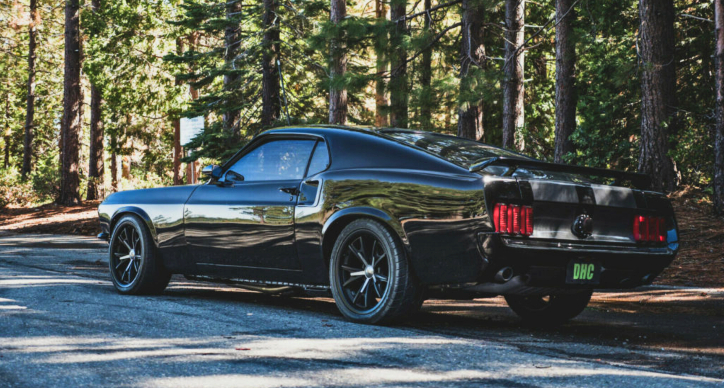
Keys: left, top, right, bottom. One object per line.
{"left": 227, "top": 139, "right": 316, "bottom": 182}
{"left": 306, "top": 141, "right": 330, "bottom": 177}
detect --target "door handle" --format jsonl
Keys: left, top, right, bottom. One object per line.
{"left": 279, "top": 186, "right": 300, "bottom": 196}
{"left": 304, "top": 179, "right": 319, "bottom": 187}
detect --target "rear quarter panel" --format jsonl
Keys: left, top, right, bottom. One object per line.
{"left": 297, "top": 168, "right": 490, "bottom": 286}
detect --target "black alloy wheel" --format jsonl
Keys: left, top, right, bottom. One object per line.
{"left": 109, "top": 215, "right": 171, "bottom": 295}
{"left": 110, "top": 223, "right": 143, "bottom": 287}
{"left": 330, "top": 219, "right": 421, "bottom": 324}
{"left": 338, "top": 231, "right": 391, "bottom": 312}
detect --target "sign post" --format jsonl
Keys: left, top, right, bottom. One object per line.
{"left": 180, "top": 117, "right": 204, "bottom": 184}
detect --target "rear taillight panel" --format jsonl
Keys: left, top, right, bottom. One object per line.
{"left": 493, "top": 203, "right": 533, "bottom": 236}
{"left": 633, "top": 215, "right": 667, "bottom": 243}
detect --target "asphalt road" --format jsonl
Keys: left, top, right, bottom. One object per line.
{"left": 0, "top": 233, "right": 722, "bottom": 388}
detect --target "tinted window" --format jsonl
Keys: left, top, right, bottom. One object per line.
{"left": 227, "top": 139, "right": 315, "bottom": 182}
{"left": 383, "top": 131, "right": 525, "bottom": 168}
{"left": 306, "top": 141, "right": 330, "bottom": 176}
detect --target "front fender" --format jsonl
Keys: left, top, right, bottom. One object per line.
{"left": 322, "top": 206, "right": 410, "bottom": 252}
{"left": 110, "top": 206, "right": 158, "bottom": 246}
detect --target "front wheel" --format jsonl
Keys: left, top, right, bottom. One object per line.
{"left": 504, "top": 290, "right": 593, "bottom": 326}
{"left": 329, "top": 219, "right": 420, "bottom": 324}
{"left": 109, "top": 215, "right": 171, "bottom": 295}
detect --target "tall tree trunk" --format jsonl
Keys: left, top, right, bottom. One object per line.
{"left": 715, "top": 0, "right": 724, "bottom": 214}
{"left": 58, "top": 0, "right": 82, "bottom": 205}
{"left": 3, "top": 89, "right": 9, "bottom": 169}
{"left": 374, "top": 0, "right": 389, "bottom": 127}
{"left": 329, "top": 0, "right": 348, "bottom": 125}
{"left": 86, "top": 0, "right": 104, "bottom": 200}
{"left": 21, "top": 0, "right": 37, "bottom": 179}
{"left": 553, "top": 0, "right": 577, "bottom": 164}
{"left": 502, "top": 0, "right": 525, "bottom": 150}
{"left": 223, "top": 0, "right": 242, "bottom": 140}
{"left": 389, "top": 0, "right": 408, "bottom": 128}
{"left": 638, "top": 0, "right": 677, "bottom": 192}
{"left": 86, "top": 83, "right": 104, "bottom": 200}
{"left": 457, "top": 0, "right": 485, "bottom": 141}
{"left": 418, "top": 0, "right": 433, "bottom": 130}
{"left": 173, "top": 38, "right": 183, "bottom": 186}
{"left": 261, "top": 0, "right": 280, "bottom": 128}
{"left": 110, "top": 135, "right": 118, "bottom": 192}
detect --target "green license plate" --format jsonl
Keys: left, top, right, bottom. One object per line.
{"left": 566, "top": 260, "right": 601, "bottom": 285}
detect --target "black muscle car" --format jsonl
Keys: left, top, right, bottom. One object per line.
{"left": 98, "top": 125, "right": 679, "bottom": 325}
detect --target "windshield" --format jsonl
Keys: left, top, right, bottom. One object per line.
{"left": 381, "top": 130, "right": 527, "bottom": 168}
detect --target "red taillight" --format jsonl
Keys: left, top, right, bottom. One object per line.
{"left": 493, "top": 203, "right": 533, "bottom": 236}
{"left": 633, "top": 215, "right": 667, "bottom": 243}
{"left": 524, "top": 206, "right": 533, "bottom": 236}
{"left": 499, "top": 204, "right": 508, "bottom": 233}
{"left": 511, "top": 205, "right": 521, "bottom": 234}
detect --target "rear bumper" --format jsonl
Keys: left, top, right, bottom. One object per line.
{"left": 476, "top": 233, "right": 678, "bottom": 291}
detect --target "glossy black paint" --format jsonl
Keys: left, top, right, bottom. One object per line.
{"left": 98, "top": 125, "right": 679, "bottom": 295}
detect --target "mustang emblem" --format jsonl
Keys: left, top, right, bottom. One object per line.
{"left": 572, "top": 214, "right": 594, "bottom": 238}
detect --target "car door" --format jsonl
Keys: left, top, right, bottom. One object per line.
{"left": 184, "top": 137, "right": 317, "bottom": 275}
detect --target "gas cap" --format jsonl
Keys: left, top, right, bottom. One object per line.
{"left": 572, "top": 214, "right": 593, "bottom": 238}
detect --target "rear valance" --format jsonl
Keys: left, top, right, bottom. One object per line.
{"left": 469, "top": 156, "right": 652, "bottom": 190}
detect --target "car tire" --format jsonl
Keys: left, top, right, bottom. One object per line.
{"left": 504, "top": 290, "right": 593, "bottom": 326}
{"left": 329, "top": 219, "right": 420, "bottom": 324}
{"left": 109, "top": 215, "right": 171, "bottom": 295}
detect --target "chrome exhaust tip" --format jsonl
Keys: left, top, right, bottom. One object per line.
{"left": 494, "top": 267, "right": 514, "bottom": 283}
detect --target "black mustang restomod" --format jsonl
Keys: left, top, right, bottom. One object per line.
{"left": 98, "top": 126, "right": 679, "bottom": 325}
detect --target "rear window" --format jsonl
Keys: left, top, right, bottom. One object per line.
{"left": 382, "top": 130, "right": 524, "bottom": 168}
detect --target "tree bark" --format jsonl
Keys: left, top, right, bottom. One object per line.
{"left": 86, "top": 83, "right": 104, "bottom": 200}
{"left": 110, "top": 134, "right": 118, "bottom": 192}
{"left": 389, "top": 0, "right": 408, "bottom": 128}
{"left": 418, "top": 0, "right": 433, "bottom": 130}
{"left": 173, "top": 38, "right": 183, "bottom": 186}
{"left": 553, "top": 0, "right": 577, "bottom": 164}
{"left": 86, "top": 0, "right": 104, "bottom": 200}
{"left": 374, "top": 0, "right": 389, "bottom": 127}
{"left": 638, "top": 0, "right": 677, "bottom": 192}
{"left": 329, "top": 0, "right": 348, "bottom": 125}
{"left": 223, "top": 0, "right": 242, "bottom": 140}
{"left": 715, "top": 0, "right": 724, "bottom": 214}
{"left": 21, "top": 0, "right": 37, "bottom": 179}
{"left": 4, "top": 89, "right": 9, "bottom": 169}
{"left": 502, "top": 0, "right": 525, "bottom": 150}
{"left": 58, "top": 0, "right": 82, "bottom": 205}
{"left": 457, "top": 0, "right": 485, "bottom": 141}
{"left": 261, "top": 0, "right": 280, "bottom": 128}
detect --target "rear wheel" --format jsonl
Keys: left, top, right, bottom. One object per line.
{"left": 504, "top": 290, "right": 593, "bottom": 326}
{"left": 330, "top": 219, "right": 420, "bottom": 324}
{"left": 109, "top": 215, "right": 171, "bottom": 295}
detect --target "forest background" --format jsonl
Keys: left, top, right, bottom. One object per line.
{"left": 0, "top": 0, "right": 722, "bottom": 217}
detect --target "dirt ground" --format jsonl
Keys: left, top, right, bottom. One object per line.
{"left": 0, "top": 191, "right": 722, "bottom": 287}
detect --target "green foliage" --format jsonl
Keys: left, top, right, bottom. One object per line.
{"left": 0, "top": 0, "right": 720, "bottom": 208}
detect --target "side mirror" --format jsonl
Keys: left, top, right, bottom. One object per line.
{"left": 202, "top": 165, "right": 223, "bottom": 180}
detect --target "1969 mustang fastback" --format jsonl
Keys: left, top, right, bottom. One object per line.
{"left": 98, "top": 125, "right": 679, "bottom": 325}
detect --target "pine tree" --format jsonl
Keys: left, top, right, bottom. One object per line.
{"left": 21, "top": 0, "right": 37, "bottom": 180}
{"left": 715, "top": 0, "right": 724, "bottom": 214}
{"left": 457, "top": 0, "right": 485, "bottom": 140}
{"left": 329, "top": 0, "right": 348, "bottom": 125}
{"left": 86, "top": 0, "right": 104, "bottom": 200}
{"left": 374, "top": 0, "right": 389, "bottom": 127}
{"left": 389, "top": 0, "right": 408, "bottom": 128}
{"left": 638, "top": 0, "right": 677, "bottom": 191}
{"left": 58, "top": 0, "right": 82, "bottom": 205}
{"left": 553, "top": 0, "right": 577, "bottom": 163}
{"left": 502, "top": 0, "right": 524, "bottom": 150}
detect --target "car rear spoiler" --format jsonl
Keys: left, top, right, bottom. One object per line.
{"left": 468, "top": 156, "right": 652, "bottom": 190}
